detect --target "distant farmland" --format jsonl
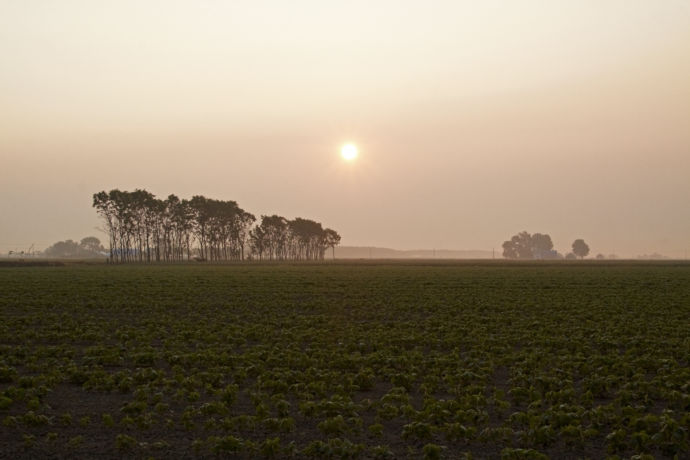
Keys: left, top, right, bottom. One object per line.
{"left": 0, "top": 261, "right": 688, "bottom": 458}
{"left": 333, "top": 247, "right": 495, "bottom": 259}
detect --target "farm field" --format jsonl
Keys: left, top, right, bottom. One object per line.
{"left": 0, "top": 261, "right": 688, "bottom": 459}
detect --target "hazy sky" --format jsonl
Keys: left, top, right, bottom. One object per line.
{"left": 1, "top": 1, "right": 689, "bottom": 257}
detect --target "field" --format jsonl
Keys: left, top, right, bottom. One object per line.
{"left": 0, "top": 261, "right": 688, "bottom": 459}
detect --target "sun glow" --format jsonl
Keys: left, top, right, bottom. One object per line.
{"left": 341, "top": 143, "right": 358, "bottom": 161}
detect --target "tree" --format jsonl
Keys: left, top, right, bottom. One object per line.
{"left": 530, "top": 233, "right": 555, "bottom": 259}
{"left": 93, "top": 191, "right": 116, "bottom": 262}
{"left": 254, "top": 215, "right": 289, "bottom": 260}
{"left": 502, "top": 231, "right": 558, "bottom": 259}
{"left": 288, "top": 217, "right": 325, "bottom": 260}
{"left": 565, "top": 252, "right": 577, "bottom": 260}
{"left": 502, "top": 231, "right": 533, "bottom": 259}
{"left": 249, "top": 225, "right": 267, "bottom": 261}
{"left": 572, "top": 239, "right": 590, "bottom": 259}
{"left": 323, "top": 228, "right": 341, "bottom": 260}
{"left": 80, "top": 237, "right": 104, "bottom": 254}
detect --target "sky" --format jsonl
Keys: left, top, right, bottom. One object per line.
{"left": 1, "top": 0, "right": 689, "bottom": 258}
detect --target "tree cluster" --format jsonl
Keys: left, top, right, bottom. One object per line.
{"left": 44, "top": 237, "right": 105, "bottom": 259}
{"left": 93, "top": 189, "right": 341, "bottom": 263}
{"left": 502, "top": 232, "right": 591, "bottom": 260}
{"left": 502, "top": 231, "right": 559, "bottom": 260}
{"left": 248, "top": 215, "right": 341, "bottom": 261}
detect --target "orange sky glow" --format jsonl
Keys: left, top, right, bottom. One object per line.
{"left": 1, "top": 1, "right": 689, "bottom": 257}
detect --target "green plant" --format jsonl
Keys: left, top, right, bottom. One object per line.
{"left": 102, "top": 413, "right": 115, "bottom": 427}
{"left": 368, "top": 423, "right": 384, "bottom": 437}
{"left": 67, "top": 435, "right": 84, "bottom": 448}
{"left": 0, "top": 396, "right": 12, "bottom": 410}
{"left": 115, "top": 434, "right": 137, "bottom": 450}
{"left": 22, "top": 434, "right": 35, "bottom": 448}
{"left": 423, "top": 443, "right": 443, "bottom": 460}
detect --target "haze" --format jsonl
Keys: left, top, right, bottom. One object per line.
{"left": 1, "top": 1, "right": 689, "bottom": 258}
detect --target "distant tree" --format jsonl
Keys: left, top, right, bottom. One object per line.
{"left": 565, "top": 252, "right": 577, "bottom": 260}
{"left": 502, "top": 231, "right": 533, "bottom": 259}
{"left": 572, "top": 239, "right": 590, "bottom": 259}
{"left": 502, "top": 231, "right": 559, "bottom": 259}
{"left": 44, "top": 240, "right": 80, "bottom": 258}
{"left": 596, "top": 253, "right": 605, "bottom": 260}
{"left": 530, "top": 233, "right": 555, "bottom": 259}
{"left": 44, "top": 237, "right": 103, "bottom": 259}
{"left": 80, "top": 236, "right": 104, "bottom": 254}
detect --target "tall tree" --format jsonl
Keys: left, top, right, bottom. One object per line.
{"left": 92, "top": 192, "right": 116, "bottom": 262}
{"left": 249, "top": 225, "right": 267, "bottom": 261}
{"left": 323, "top": 228, "right": 341, "bottom": 260}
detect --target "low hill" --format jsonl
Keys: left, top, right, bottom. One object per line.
{"left": 333, "top": 246, "right": 495, "bottom": 259}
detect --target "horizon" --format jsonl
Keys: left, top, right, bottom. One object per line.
{"left": 1, "top": 1, "right": 689, "bottom": 259}
{"left": 4, "top": 241, "right": 683, "bottom": 261}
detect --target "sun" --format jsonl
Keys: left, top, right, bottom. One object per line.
{"left": 341, "top": 143, "right": 358, "bottom": 161}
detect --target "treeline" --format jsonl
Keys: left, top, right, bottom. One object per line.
{"left": 93, "top": 189, "right": 341, "bottom": 263}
